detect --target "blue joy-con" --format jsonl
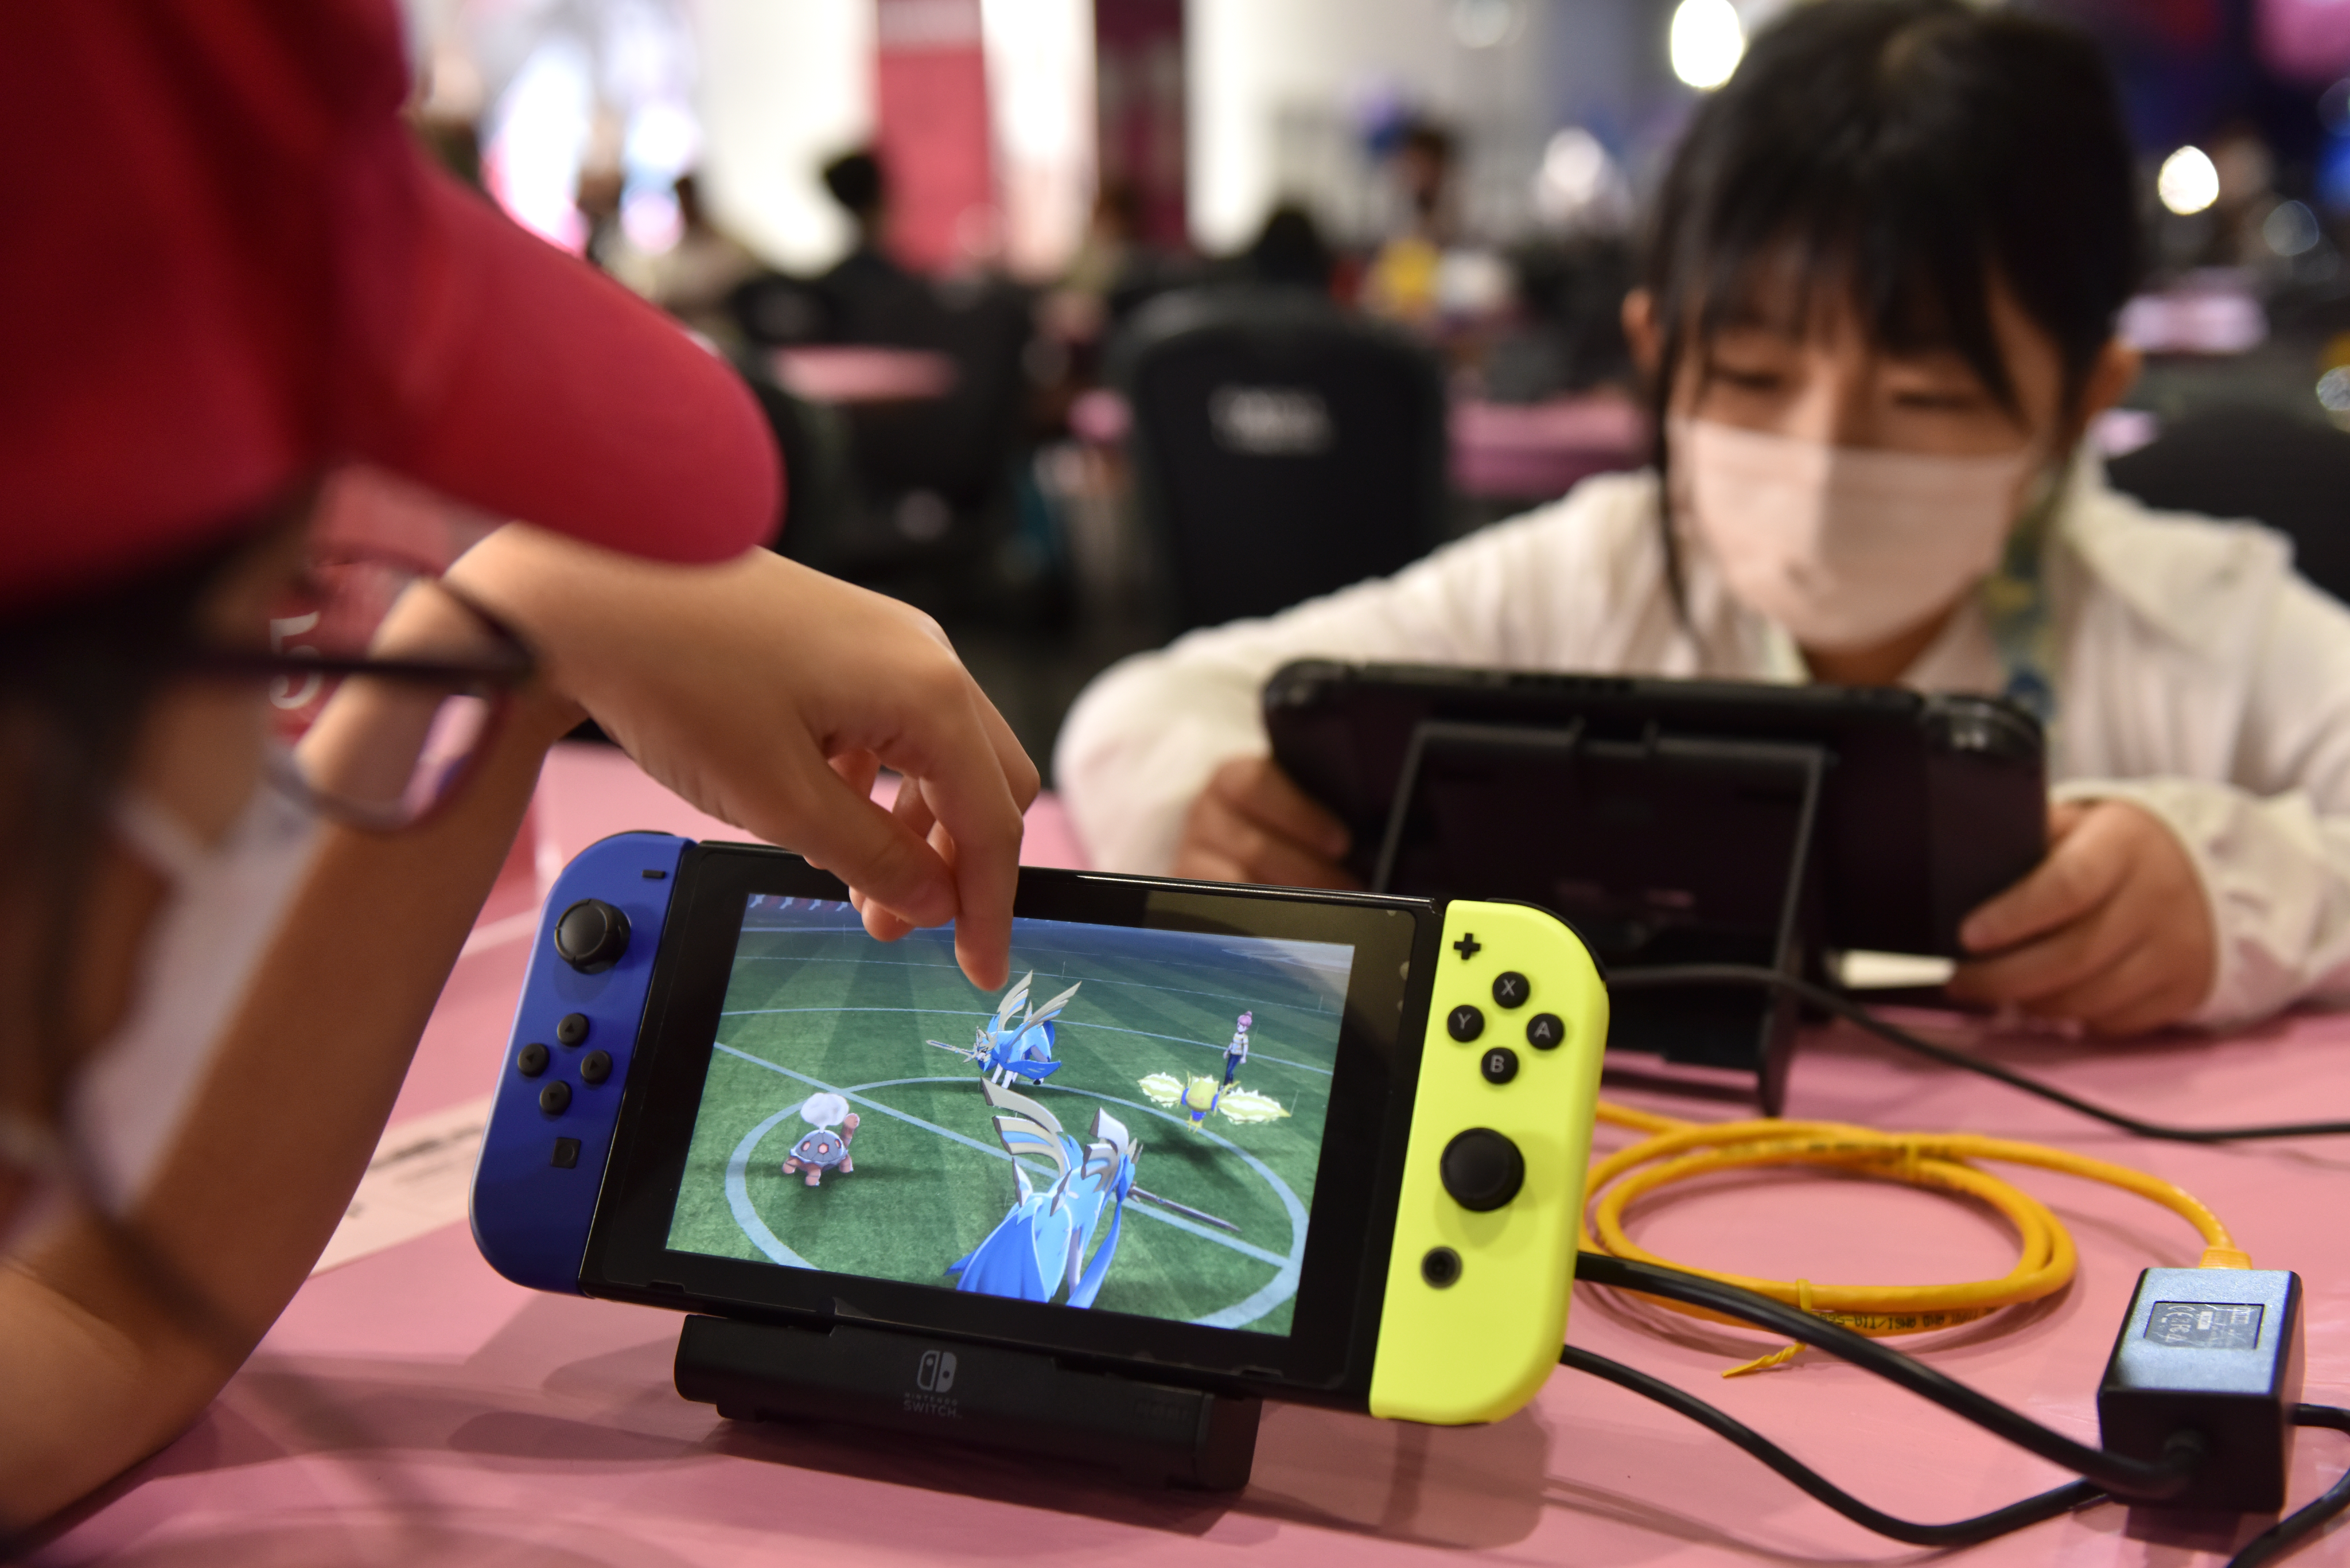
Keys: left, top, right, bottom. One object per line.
{"left": 470, "top": 831, "right": 692, "bottom": 1292}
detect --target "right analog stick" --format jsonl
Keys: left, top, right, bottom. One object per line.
{"left": 1439, "top": 1128, "right": 1525, "bottom": 1212}
{"left": 554, "top": 899, "right": 630, "bottom": 975}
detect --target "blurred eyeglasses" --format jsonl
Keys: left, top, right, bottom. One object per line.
{"left": 184, "top": 550, "right": 536, "bottom": 831}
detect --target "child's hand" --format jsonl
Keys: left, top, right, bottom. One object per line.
{"left": 1172, "top": 756, "right": 1360, "bottom": 890}
{"left": 448, "top": 530, "right": 1037, "bottom": 990}
{"left": 1948, "top": 798, "right": 2215, "bottom": 1035}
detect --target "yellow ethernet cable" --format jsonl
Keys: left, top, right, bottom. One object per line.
{"left": 1582, "top": 1099, "right": 2245, "bottom": 1376}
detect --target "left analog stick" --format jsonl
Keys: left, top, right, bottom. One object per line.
{"left": 554, "top": 899, "right": 630, "bottom": 974}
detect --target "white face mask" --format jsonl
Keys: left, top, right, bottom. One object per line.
{"left": 1671, "top": 416, "right": 2040, "bottom": 655}
{"left": 60, "top": 778, "right": 323, "bottom": 1214}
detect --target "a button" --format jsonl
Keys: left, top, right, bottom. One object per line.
{"left": 539, "top": 1081, "right": 572, "bottom": 1115}
{"left": 579, "top": 1049, "right": 613, "bottom": 1086}
{"left": 1481, "top": 1047, "right": 1519, "bottom": 1084}
{"left": 1439, "top": 1128, "right": 1524, "bottom": 1212}
{"left": 516, "top": 1042, "right": 549, "bottom": 1078}
{"left": 551, "top": 1137, "right": 581, "bottom": 1169}
{"left": 1526, "top": 1012, "right": 1565, "bottom": 1051}
{"left": 1446, "top": 1004, "right": 1485, "bottom": 1043}
{"left": 553, "top": 898, "right": 630, "bottom": 974}
{"left": 1452, "top": 932, "right": 1483, "bottom": 961}
{"left": 1491, "top": 971, "right": 1529, "bottom": 1009}
{"left": 557, "top": 1013, "right": 590, "bottom": 1047}
{"left": 1421, "top": 1247, "right": 1462, "bottom": 1288}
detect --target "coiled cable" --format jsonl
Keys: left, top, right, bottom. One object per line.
{"left": 1583, "top": 1097, "right": 2245, "bottom": 1370}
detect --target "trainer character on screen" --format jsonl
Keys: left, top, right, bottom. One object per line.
{"left": 929, "top": 971, "right": 1082, "bottom": 1085}
{"left": 1223, "top": 1011, "right": 1252, "bottom": 1086}
{"left": 782, "top": 1091, "right": 860, "bottom": 1187}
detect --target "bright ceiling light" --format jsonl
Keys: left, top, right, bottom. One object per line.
{"left": 1671, "top": 0, "right": 1745, "bottom": 92}
{"left": 2158, "top": 145, "right": 2220, "bottom": 217}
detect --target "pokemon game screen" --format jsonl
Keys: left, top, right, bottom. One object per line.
{"left": 662, "top": 896, "right": 1355, "bottom": 1336}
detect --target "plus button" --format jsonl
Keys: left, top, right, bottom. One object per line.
{"left": 1452, "top": 932, "right": 1482, "bottom": 960}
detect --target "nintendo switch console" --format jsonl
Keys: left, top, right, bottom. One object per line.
{"left": 471, "top": 833, "right": 1607, "bottom": 1427}
{"left": 1263, "top": 659, "right": 2047, "bottom": 960}
{"left": 1265, "top": 660, "right": 2048, "bottom": 1110}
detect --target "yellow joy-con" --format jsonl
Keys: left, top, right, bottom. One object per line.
{"left": 1368, "top": 900, "right": 1609, "bottom": 1424}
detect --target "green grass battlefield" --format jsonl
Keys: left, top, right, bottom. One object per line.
{"left": 663, "top": 917, "right": 1348, "bottom": 1334}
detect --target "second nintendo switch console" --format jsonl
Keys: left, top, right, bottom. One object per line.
{"left": 472, "top": 833, "right": 1607, "bottom": 1428}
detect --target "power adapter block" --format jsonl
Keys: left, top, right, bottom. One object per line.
{"left": 2097, "top": 1267, "right": 2304, "bottom": 1513}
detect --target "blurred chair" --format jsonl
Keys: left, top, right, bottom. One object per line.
{"left": 2106, "top": 404, "right": 2350, "bottom": 604}
{"left": 733, "top": 362, "right": 856, "bottom": 570}
{"left": 729, "top": 270, "right": 1037, "bottom": 608}
{"left": 1110, "top": 287, "right": 1448, "bottom": 631}
{"left": 727, "top": 272, "right": 834, "bottom": 348}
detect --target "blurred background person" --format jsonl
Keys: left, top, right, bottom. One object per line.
{"left": 1361, "top": 119, "right": 1458, "bottom": 325}
{"left": 610, "top": 172, "right": 761, "bottom": 349}
{"left": 815, "top": 147, "right": 936, "bottom": 344}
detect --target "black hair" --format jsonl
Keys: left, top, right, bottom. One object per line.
{"left": 1639, "top": 0, "right": 2142, "bottom": 598}
{"left": 821, "top": 149, "right": 886, "bottom": 219}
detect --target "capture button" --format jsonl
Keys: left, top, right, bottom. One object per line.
{"left": 1446, "top": 1004, "right": 1486, "bottom": 1043}
{"left": 516, "top": 1042, "right": 549, "bottom": 1078}
{"left": 1480, "top": 1047, "right": 1519, "bottom": 1084}
{"left": 1491, "top": 971, "right": 1529, "bottom": 1009}
{"left": 551, "top": 1137, "right": 581, "bottom": 1169}
{"left": 553, "top": 898, "right": 630, "bottom": 974}
{"left": 579, "top": 1049, "right": 613, "bottom": 1086}
{"left": 1439, "top": 1128, "right": 1524, "bottom": 1212}
{"left": 1525, "top": 1012, "right": 1566, "bottom": 1051}
{"left": 539, "top": 1081, "right": 572, "bottom": 1116}
{"left": 557, "top": 1013, "right": 590, "bottom": 1046}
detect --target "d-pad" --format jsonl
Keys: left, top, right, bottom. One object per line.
{"left": 1453, "top": 932, "right": 1483, "bottom": 960}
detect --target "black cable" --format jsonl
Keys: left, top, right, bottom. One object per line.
{"left": 1575, "top": 1251, "right": 2206, "bottom": 1501}
{"left": 2228, "top": 1406, "right": 2350, "bottom": 1568}
{"left": 1609, "top": 964, "right": 2350, "bottom": 1142}
{"left": 1558, "top": 1343, "right": 2106, "bottom": 1546}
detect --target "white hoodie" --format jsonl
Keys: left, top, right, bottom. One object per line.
{"left": 1055, "top": 458, "right": 2350, "bottom": 1027}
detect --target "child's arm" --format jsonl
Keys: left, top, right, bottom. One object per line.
{"left": 1055, "top": 478, "right": 1652, "bottom": 876}
{"left": 0, "top": 535, "right": 1034, "bottom": 1526}
{"left": 1956, "top": 568, "right": 2350, "bottom": 1033}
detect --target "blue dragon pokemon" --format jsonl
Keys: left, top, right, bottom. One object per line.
{"left": 946, "top": 1078, "right": 1140, "bottom": 1308}
{"left": 927, "top": 971, "right": 1082, "bottom": 1085}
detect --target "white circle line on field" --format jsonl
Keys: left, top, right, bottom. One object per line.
{"left": 706, "top": 1046, "right": 1306, "bottom": 1328}
{"left": 722, "top": 1104, "right": 815, "bottom": 1269}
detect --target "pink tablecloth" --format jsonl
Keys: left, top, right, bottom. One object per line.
{"left": 40, "top": 745, "right": 2350, "bottom": 1565}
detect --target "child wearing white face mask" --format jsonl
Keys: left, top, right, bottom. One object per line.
{"left": 1058, "top": 0, "right": 2350, "bottom": 1039}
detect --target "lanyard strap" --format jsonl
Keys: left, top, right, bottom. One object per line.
{"left": 1980, "top": 462, "right": 2068, "bottom": 744}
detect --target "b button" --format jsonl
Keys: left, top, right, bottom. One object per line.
{"left": 1481, "top": 1047, "right": 1519, "bottom": 1084}
{"left": 1446, "top": 1005, "right": 1485, "bottom": 1042}
{"left": 1525, "top": 1013, "right": 1566, "bottom": 1051}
